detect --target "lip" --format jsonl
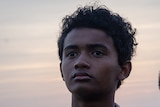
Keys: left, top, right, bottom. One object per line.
{"left": 72, "top": 72, "right": 92, "bottom": 81}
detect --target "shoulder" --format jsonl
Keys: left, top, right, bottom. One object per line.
{"left": 115, "top": 103, "right": 120, "bottom": 107}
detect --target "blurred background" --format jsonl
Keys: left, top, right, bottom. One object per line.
{"left": 0, "top": 0, "right": 160, "bottom": 107}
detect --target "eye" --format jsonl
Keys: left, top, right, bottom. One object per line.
{"left": 66, "top": 51, "right": 78, "bottom": 58}
{"left": 92, "top": 51, "right": 104, "bottom": 57}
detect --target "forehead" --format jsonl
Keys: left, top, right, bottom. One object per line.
{"left": 64, "top": 28, "right": 114, "bottom": 47}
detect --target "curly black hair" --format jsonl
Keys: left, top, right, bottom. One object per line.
{"left": 57, "top": 5, "right": 137, "bottom": 89}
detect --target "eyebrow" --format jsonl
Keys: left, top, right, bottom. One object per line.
{"left": 63, "top": 45, "right": 78, "bottom": 51}
{"left": 87, "top": 44, "right": 108, "bottom": 49}
{"left": 63, "top": 44, "right": 108, "bottom": 51}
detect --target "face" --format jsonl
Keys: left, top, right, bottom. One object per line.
{"left": 60, "top": 28, "right": 129, "bottom": 98}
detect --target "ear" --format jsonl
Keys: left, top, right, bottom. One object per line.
{"left": 60, "top": 62, "right": 65, "bottom": 81}
{"left": 118, "top": 61, "right": 132, "bottom": 80}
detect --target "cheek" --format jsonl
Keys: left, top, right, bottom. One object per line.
{"left": 94, "top": 62, "right": 121, "bottom": 84}
{"left": 61, "top": 62, "right": 72, "bottom": 80}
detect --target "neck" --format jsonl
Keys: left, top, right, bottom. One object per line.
{"left": 72, "top": 93, "right": 115, "bottom": 107}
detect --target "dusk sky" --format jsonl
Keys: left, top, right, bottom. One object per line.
{"left": 0, "top": 0, "right": 160, "bottom": 107}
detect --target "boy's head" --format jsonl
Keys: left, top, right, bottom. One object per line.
{"left": 58, "top": 5, "right": 137, "bottom": 89}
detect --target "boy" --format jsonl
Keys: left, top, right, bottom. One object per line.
{"left": 57, "top": 4, "right": 137, "bottom": 107}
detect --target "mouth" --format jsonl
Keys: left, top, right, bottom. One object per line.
{"left": 72, "top": 72, "right": 92, "bottom": 81}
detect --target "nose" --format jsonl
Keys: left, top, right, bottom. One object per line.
{"left": 74, "top": 54, "right": 90, "bottom": 70}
